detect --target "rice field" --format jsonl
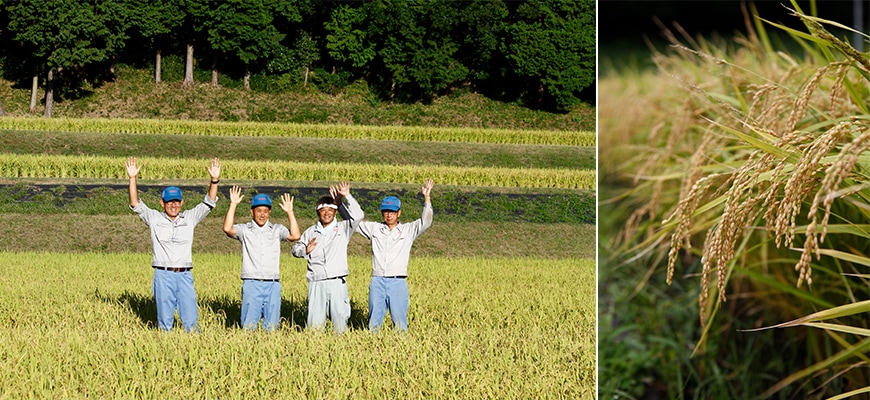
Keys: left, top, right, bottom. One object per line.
{"left": 0, "top": 113, "right": 596, "bottom": 398}
{"left": 0, "top": 252, "right": 595, "bottom": 398}
{"left": 0, "top": 116, "right": 594, "bottom": 146}
{"left": 0, "top": 153, "right": 594, "bottom": 190}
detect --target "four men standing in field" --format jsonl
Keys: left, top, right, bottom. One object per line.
{"left": 125, "top": 157, "right": 434, "bottom": 333}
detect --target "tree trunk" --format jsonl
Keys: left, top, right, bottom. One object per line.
{"left": 390, "top": 78, "right": 396, "bottom": 100}
{"left": 30, "top": 73, "right": 39, "bottom": 113}
{"left": 0, "top": 99, "right": 6, "bottom": 116}
{"left": 44, "top": 68, "right": 54, "bottom": 118}
{"left": 303, "top": 65, "right": 309, "bottom": 88}
{"left": 211, "top": 53, "right": 219, "bottom": 88}
{"left": 244, "top": 65, "right": 250, "bottom": 90}
{"left": 183, "top": 43, "right": 195, "bottom": 87}
{"left": 155, "top": 48, "right": 162, "bottom": 83}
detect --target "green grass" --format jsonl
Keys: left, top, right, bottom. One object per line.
{"left": 0, "top": 212, "right": 594, "bottom": 258}
{"left": 0, "top": 252, "right": 596, "bottom": 399}
{"left": 0, "top": 181, "right": 594, "bottom": 224}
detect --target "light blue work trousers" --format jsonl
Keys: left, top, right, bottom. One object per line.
{"left": 368, "top": 276, "right": 410, "bottom": 331}
{"left": 152, "top": 269, "right": 198, "bottom": 332}
{"left": 307, "top": 277, "right": 351, "bottom": 333}
{"left": 241, "top": 279, "right": 282, "bottom": 332}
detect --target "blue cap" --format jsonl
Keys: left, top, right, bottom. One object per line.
{"left": 161, "top": 186, "right": 183, "bottom": 202}
{"left": 251, "top": 193, "right": 272, "bottom": 209}
{"left": 380, "top": 196, "right": 401, "bottom": 211}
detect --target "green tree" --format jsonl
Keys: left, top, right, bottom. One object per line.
{"left": 325, "top": 4, "right": 376, "bottom": 70}
{"left": 504, "top": 0, "right": 594, "bottom": 111}
{"left": 326, "top": 0, "right": 468, "bottom": 102}
{"left": 176, "top": 0, "right": 212, "bottom": 87}
{"left": 373, "top": 0, "right": 468, "bottom": 101}
{"left": 456, "top": 0, "right": 509, "bottom": 84}
{"left": 6, "top": 0, "right": 121, "bottom": 117}
{"left": 207, "top": 0, "right": 285, "bottom": 89}
{"left": 260, "top": 0, "right": 316, "bottom": 89}
{"left": 124, "top": 0, "right": 185, "bottom": 83}
{"left": 294, "top": 32, "right": 319, "bottom": 88}
{"left": 95, "top": 0, "right": 134, "bottom": 75}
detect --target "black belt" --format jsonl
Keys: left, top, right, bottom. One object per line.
{"left": 381, "top": 275, "right": 407, "bottom": 279}
{"left": 245, "top": 278, "right": 280, "bottom": 282}
{"left": 325, "top": 275, "right": 347, "bottom": 283}
{"left": 153, "top": 267, "right": 192, "bottom": 273}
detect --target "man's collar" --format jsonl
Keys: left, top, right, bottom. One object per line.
{"left": 316, "top": 220, "right": 336, "bottom": 232}
{"left": 250, "top": 220, "right": 273, "bottom": 230}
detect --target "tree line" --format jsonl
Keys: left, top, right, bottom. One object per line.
{"left": 0, "top": 0, "right": 595, "bottom": 117}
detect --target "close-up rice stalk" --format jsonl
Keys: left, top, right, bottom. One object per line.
{"left": 600, "top": 1, "right": 870, "bottom": 398}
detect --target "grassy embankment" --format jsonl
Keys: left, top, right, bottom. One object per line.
{"left": 0, "top": 59, "right": 594, "bottom": 132}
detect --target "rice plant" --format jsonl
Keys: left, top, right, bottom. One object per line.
{"left": 0, "top": 116, "right": 593, "bottom": 146}
{"left": 0, "top": 252, "right": 595, "bottom": 399}
{"left": 602, "top": 2, "right": 870, "bottom": 398}
{"left": 0, "top": 153, "right": 593, "bottom": 189}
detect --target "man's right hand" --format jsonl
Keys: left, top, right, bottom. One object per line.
{"left": 125, "top": 157, "right": 140, "bottom": 178}
{"left": 305, "top": 237, "right": 317, "bottom": 254}
{"left": 229, "top": 186, "right": 244, "bottom": 205}
{"left": 421, "top": 178, "right": 434, "bottom": 200}
{"left": 330, "top": 181, "right": 350, "bottom": 200}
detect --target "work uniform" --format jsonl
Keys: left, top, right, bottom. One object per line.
{"left": 291, "top": 194, "right": 363, "bottom": 333}
{"left": 132, "top": 195, "right": 216, "bottom": 332}
{"left": 229, "top": 220, "right": 290, "bottom": 331}
{"left": 356, "top": 203, "right": 433, "bottom": 331}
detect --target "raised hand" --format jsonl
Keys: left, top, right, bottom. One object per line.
{"left": 421, "top": 179, "right": 434, "bottom": 199}
{"left": 280, "top": 193, "right": 295, "bottom": 214}
{"left": 229, "top": 186, "right": 244, "bottom": 205}
{"left": 208, "top": 157, "right": 221, "bottom": 181}
{"left": 282, "top": 193, "right": 301, "bottom": 241}
{"left": 330, "top": 181, "right": 350, "bottom": 200}
{"left": 125, "top": 157, "right": 141, "bottom": 178}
